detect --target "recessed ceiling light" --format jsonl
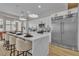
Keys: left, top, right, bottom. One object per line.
{"left": 38, "top": 5, "right": 41, "bottom": 8}
{"left": 15, "top": 20, "right": 19, "bottom": 22}
{"left": 19, "top": 17, "right": 26, "bottom": 20}
{"left": 27, "top": 11, "right": 30, "bottom": 14}
{"left": 28, "top": 14, "right": 39, "bottom": 18}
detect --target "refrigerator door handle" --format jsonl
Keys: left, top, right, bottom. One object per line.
{"left": 61, "top": 22, "right": 64, "bottom": 34}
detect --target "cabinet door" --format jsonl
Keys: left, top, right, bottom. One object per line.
{"left": 62, "top": 15, "right": 77, "bottom": 48}
{"left": 51, "top": 21, "right": 62, "bottom": 44}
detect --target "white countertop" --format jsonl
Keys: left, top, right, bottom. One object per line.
{"left": 7, "top": 32, "right": 50, "bottom": 41}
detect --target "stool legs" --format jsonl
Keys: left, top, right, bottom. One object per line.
{"left": 10, "top": 45, "right": 12, "bottom": 56}
{"left": 25, "top": 51, "right": 27, "bottom": 56}
{"left": 17, "top": 51, "right": 25, "bottom": 56}
{"left": 16, "top": 50, "right": 32, "bottom": 56}
{"left": 10, "top": 44, "right": 15, "bottom": 56}
{"left": 5, "top": 41, "right": 9, "bottom": 50}
{"left": 17, "top": 51, "right": 19, "bottom": 56}
{"left": 13, "top": 45, "right": 15, "bottom": 56}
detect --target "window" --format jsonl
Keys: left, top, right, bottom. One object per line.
{"left": 0, "top": 19, "right": 3, "bottom": 31}
{"left": 11, "top": 21, "right": 16, "bottom": 31}
{"left": 6, "top": 20, "right": 11, "bottom": 31}
{"left": 6, "top": 20, "right": 20, "bottom": 32}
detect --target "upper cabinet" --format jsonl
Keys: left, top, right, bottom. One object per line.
{"left": 68, "top": 3, "right": 78, "bottom": 9}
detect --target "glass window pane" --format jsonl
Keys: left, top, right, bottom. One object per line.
{"left": 11, "top": 21, "right": 16, "bottom": 31}
{"left": 6, "top": 20, "right": 11, "bottom": 31}
{"left": 0, "top": 19, "right": 3, "bottom": 31}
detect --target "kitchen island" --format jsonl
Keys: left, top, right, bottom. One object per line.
{"left": 7, "top": 32, "right": 50, "bottom": 56}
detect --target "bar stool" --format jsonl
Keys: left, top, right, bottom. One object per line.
{"left": 2, "top": 32, "right": 6, "bottom": 40}
{"left": 0, "top": 32, "right": 3, "bottom": 40}
{"left": 16, "top": 38, "right": 32, "bottom": 56}
{"left": 3, "top": 33, "right": 9, "bottom": 50}
{"left": 9, "top": 35, "right": 16, "bottom": 56}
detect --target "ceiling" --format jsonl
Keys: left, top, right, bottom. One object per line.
{"left": 0, "top": 3, "right": 67, "bottom": 20}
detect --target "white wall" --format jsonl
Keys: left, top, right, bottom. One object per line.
{"left": 78, "top": 4, "right": 79, "bottom": 50}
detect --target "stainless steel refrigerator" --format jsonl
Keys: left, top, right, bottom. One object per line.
{"left": 51, "top": 13, "right": 78, "bottom": 50}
